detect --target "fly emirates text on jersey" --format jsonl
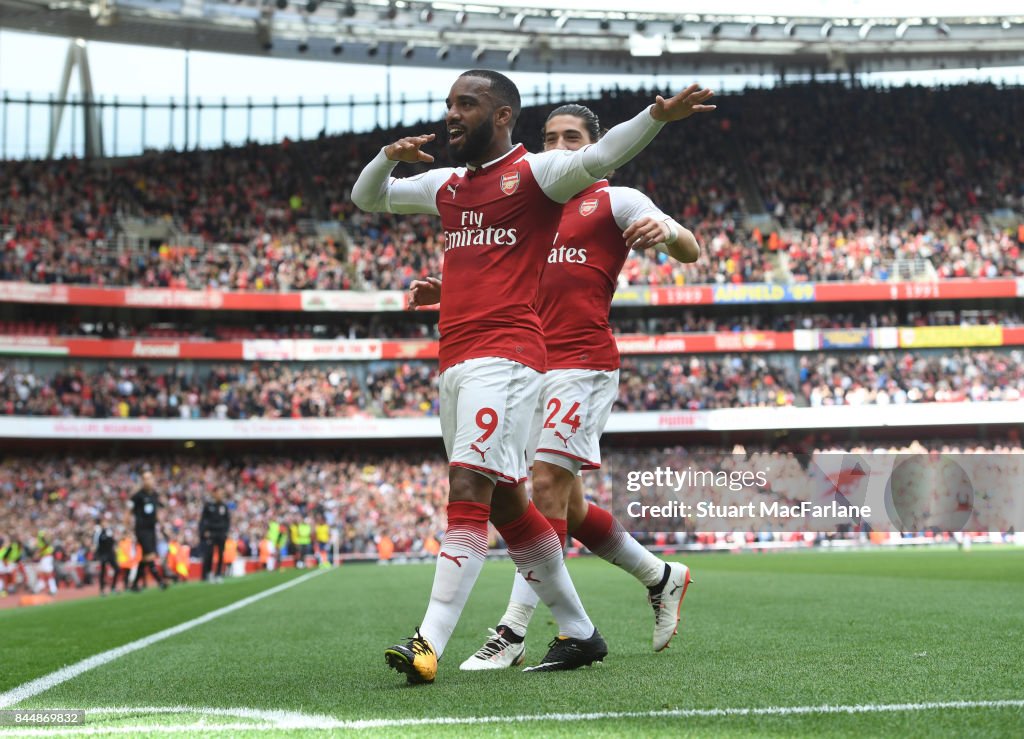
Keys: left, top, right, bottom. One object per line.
{"left": 443, "top": 210, "right": 519, "bottom": 251}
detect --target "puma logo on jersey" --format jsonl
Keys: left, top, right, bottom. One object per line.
{"left": 470, "top": 443, "right": 490, "bottom": 461}
{"left": 553, "top": 431, "right": 573, "bottom": 448}
{"left": 547, "top": 245, "right": 588, "bottom": 264}
{"left": 523, "top": 570, "right": 541, "bottom": 583}
{"left": 446, "top": 184, "right": 458, "bottom": 199}
{"left": 440, "top": 552, "right": 469, "bottom": 567}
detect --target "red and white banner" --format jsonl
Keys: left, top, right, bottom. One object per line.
{"left": 0, "top": 283, "right": 71, "bottom": 304}
{"left": 3, "top": 325, "right": 1023, "bottom": 361}
{"left": 3, "top": 401, "right": 1020, "bottom": 440}
{"left": 647, "top": 286, "right": 714, "bottom": 306}
{"left": 300, "top": 291, "right": 406, "bottom": 312}
{"left": 0, "top": 278, "right": 1016, "bottom": 312}
{"left": 380, "top": 340, "right": 438, "bottom": 360}
{"left": 0, "top": 335, "right": 70, "bottom": 356}
{"left": 614, "top": 332, "right": 795, "bottom": 354}
{"left": 240, "top": 340, "right": 295, "bottom": 361}
{"left": 0, "top": 336, "right": 243, "bottom": 359}
{"left": 294, "top": 339, "right": 383, "bottom": 360}
{"left": 0, "top": 282, "right": 405, "bottom": 313}
{"left": 813, "top": 279, "right": 1019, "bottom": 303}
{"left": 4, "top": 416, "right": 442, "bottom": 440}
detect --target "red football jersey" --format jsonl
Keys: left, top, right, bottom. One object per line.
{"left": 537, "top": 180, "right": 670, "bottom": 370}
{"left": 433, "top": 145, "right": 562, "bottom": 373}
{"left": 352, "top": 106, "right": 670, "bottom": 373}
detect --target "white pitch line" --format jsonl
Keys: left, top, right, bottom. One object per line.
{"left": 0, "top": 699, "right": 1021, "bottom": 735}
{"left": 0, "top": 569, "right": 326, "bottom": 710}
{"left": 334, "top": 700, "right": 1024, "bottom": 729}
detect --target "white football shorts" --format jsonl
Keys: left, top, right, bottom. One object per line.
{"left": 440, "top": 356, "right": 544, "bottom": 486}
{"left": 527, "top": 368, "right": 619, "bottom": 475}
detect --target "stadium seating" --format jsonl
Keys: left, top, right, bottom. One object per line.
{"left": 2, "top": 84, "right": 1022, "bottom": 290}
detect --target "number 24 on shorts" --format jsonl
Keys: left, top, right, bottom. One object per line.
{"left": 544, "top": 399, "right": 582, "bottom": 434}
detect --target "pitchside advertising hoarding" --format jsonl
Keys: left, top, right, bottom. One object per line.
{"left": 6, "top": 325, "right": 1023, "bottom": 360}
{"left": 898, "top": 325, "right": 1003, "bottom": 348}
{"left": 4, "top": 403, "right": 1021, "bottom": 439}
{"left": 0, "top": 278, "right": 1020, "bottom": 311}
{"left": 609, "top": 452, "right": 1022, "bottom": 534}
{"left": 819, "top": 328, "right": 871, "bottom": 350}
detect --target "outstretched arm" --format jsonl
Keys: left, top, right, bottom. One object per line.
{"left": 534, "top": 84, "right": 715, "bottom": 203}
{"left": 351, "top": 134, "right": 449, "bottom": 215}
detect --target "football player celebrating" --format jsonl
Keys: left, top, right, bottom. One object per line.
{"left": 411, "top": 103, "right": 697, "bottom": 670}
{"left": 353, "top": 69, "right": 713, "bottom": 683}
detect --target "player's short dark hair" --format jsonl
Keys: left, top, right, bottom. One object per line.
{"left": 545, "top": 104, "right": 601, "bottom": 142}
{"left": 460, "top": 69, "right": 521, "bottom": 127}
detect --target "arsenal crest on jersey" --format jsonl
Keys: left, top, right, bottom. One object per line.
{"left": 499, "top": 171, "right": 520, "bottom": 195}
{"left": 579, "top": 198, "right": 599, "bottom": 216}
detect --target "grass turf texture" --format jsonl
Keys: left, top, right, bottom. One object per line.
{"left": 2, "top": 547, "right": 1022, "bottom": 737}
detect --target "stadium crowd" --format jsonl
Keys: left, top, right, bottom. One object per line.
{"left": 0, "top": 362, "right": 368, "bottom": 419}
{"left": 2, "top": 84, "right": 1022, "bottom": 291}
{"left": 2, "top": 440, "right": 1018, "bottom": 594}
{"left": 798, "top": 349, "right": 1024, "bottom": 405}
{"left": 0, "top": 453, "right": 451, "bottom": 594}
{"left": 618, "top": 349, "right": 1024, "bottom": 409}
{"left": 2, "top": 348, "right": 1022, "bottom": 418}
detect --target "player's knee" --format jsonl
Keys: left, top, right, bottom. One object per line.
{"left": 567, "top": 492, "right": 589, "bottom": 532}
{"left": 532, "top": 462, "right": 574, "bottom": 519}
{"left": 448, "top": 467, "right": 494, "bottom": 504}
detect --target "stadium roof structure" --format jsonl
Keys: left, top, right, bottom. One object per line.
{"left": 2, "top": 0, "right": 1024, "bottom": 76}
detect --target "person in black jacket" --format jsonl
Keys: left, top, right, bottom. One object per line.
{"left": 200, "top": 487, "right": 231, "bottom": 582}
{"left": 126, "top": 470, "right": 167, "bottom": 591}
{"left": 94, "top": 517, "right": 120, "bottom": 595}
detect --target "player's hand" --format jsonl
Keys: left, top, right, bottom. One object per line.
{"left": 650, "top": 84, "right": 716, "bottom": 122}
{"left": 384, "top": 134, "right": 436, "bottom": 163}
{"left": 408, "top": 276, "right": 442, "bottom": 308}
{"left": 624, "top": 217, "right": 671, "bottom": 250}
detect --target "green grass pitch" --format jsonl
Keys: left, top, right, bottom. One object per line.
{"left": 2, "top": 547, "right": 1022, "bottom": 737}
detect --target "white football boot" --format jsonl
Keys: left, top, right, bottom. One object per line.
{"left": 459, "top": 626, "right": 526, "bottom": 670}
{"left": 650, "top": 562, "right": 692, "bottom": 652}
